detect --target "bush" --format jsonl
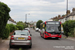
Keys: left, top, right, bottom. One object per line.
{"left": 62, "top": 20, "right": 75, "bottom": 37}
{"left": 8, "top": 24, "right": 16, "bottom": 32}
{"left": 2, "top": 24, "right": 10, "bottom": 39}
{"left": 16, "top": 25, "right": 24, "bottom": 30}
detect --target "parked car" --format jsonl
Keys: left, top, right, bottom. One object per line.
{"left": 24, "top": 28, "right": 30, "bottom": 33}
{"left": 38, "top": 29, "right": 41, "bottom": 32}
{"left": 35, "top": 28, "right": 39, "bottom": 31}
{"left": 9, "top": 30, "right": 32, "bottom": 49}
{"left": 23, "top": 29, "right": 30, "bottom": 33}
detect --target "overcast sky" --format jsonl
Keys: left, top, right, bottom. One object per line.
{"left": 0, "top": 0, "right": 75, "bottom": 22}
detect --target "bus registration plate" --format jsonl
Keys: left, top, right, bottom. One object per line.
{"left": 51, "top": 37, "right": 56, "bottom": 38}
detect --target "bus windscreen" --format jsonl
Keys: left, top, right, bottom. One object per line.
{"left": 46, "top": 24, "right": 61, "bottom": 32}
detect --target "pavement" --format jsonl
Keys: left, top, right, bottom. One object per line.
{"left": 67, "top": 37, "right": 75, "bottom": 41}
{"left": 0, "top": 36, "right": 10, "bottom": 50}
{"left": 0, "top": 28, "right": 75, "bottom": 50}
{"left": 62, "top": 34, "right": 75, "bottom": 41}
{"left": 0, "top": 40, "right": 9, "bottom": 50}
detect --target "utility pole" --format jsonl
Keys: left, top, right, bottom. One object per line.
{"left": 66, "top": 0, "right": 68, "bottom": 21}
{"left": 66, "top": 0, "right": 68, "bottom": 11}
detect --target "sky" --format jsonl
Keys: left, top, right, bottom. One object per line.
{"left": 0, "top": 0, "right": 75, "bottom": 22}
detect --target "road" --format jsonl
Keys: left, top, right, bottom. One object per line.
{"left": 7, "top": 28, "right": 75, "bottom": 50}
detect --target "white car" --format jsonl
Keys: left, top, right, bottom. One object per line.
{"left": 35, "top": 28, "right": 39, "bottom": 31}
{"left": 38, "top": 29, "right": 41, "bottom": 32}
{"left": 25, "top": 28, "right": 30, "bottom": 33}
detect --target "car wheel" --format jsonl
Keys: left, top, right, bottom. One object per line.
{"left": 29, "top": 45, "right": 32, "bottom": 48}
{"left": 9, "top": 45, "right": 12, "bottom": 50}
{"left": 9, "top": 45, "right": 12, "bottom": 48}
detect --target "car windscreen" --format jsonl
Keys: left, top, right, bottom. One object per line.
{"left": 46, "top": 24, "right": 61, "bottom": 32}
{"left": 14, "top": 31, "right": 29, "bottom": 35}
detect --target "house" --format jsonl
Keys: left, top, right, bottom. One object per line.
{"left": 59, "top": 15, "right": 66, "bottom": 23}
{"left": 66, "top": 8, "right": 75, "bottom": 20}
{"left": 50, "top": 9, "right": 72, "bottom": 23}
{"left": 7, "top": 18, "right": 16, "bottom": 25}
{"left": 48, "top": 18, "right": 53, "bottom": 21}
{"left": 59, "top": 10, "right": 70, "bottom": 23}
{"left": 52, "top": 15, "right": 61, "bottom": 21}
{"left": 52, "top": 16, "right": 58, "bottom": 21}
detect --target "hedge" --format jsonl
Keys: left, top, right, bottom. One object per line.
{"left": 62, "top": 20, "right": 75, "bottom": 37}
{"left": 8, "top": 24, "right": 16, "bottom": 32}
{"left": 2, "top": 24, "right": 10, "bottom": 39}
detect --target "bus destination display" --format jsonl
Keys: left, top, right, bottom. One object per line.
{"left": 47, "top": 22, "right": 59, "bottom": 24}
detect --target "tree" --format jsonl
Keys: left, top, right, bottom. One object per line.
{"left": 36, "top": 20, "right": 43, "bottom": 29}
{"left": 0, "top": 2, "right": 10, "bottom": 38}
{"left": 16, "top": 25, "right": 24, "bottom": 30}
{"left": 17, "top": 21, "right": 27, "bottom": 28}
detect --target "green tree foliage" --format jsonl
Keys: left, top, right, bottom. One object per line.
{"left": 8, "top": 24, "right": 16, "bottom": 32}
{"left": 36, "top": 20, "right": 43, "bottom": 29}
{"left": 0, "top": 2, "right": 10, "bottom": 38}
{"left": 2, "top": 24, "right": 10, "bottom": 39}
{"left": 62, "top": 20, "right": 75, "bottom": 37}
{"left": 16, "top": 25, "right": 24, "bottom": 30}
{"left": 17, "top": 21, "right": 27, "bottom": 28}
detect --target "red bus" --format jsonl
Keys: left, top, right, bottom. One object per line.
{"left": 40, "top": 21, "right": 63, "bottom": 39}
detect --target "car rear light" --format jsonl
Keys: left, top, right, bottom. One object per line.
{"left": 11, "top": 35, "right": 14, "bottom": 40}
{"left": 28, "top": 36, "right": 31, "bottom": 40}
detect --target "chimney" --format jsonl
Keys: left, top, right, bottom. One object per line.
{"left": 72, "top": 8, "right": 75, "bottom": 12}
{"left": 55, "top": 16, "right": 57, "bottom": 19}
{"left": 62, "top": 15, "right": 66, "bottom": 18}
{"left": 66, "top": 10, "right": 70, "bottom": 16}
{"left": 58, "top": 15, "right": 61, "bottom": 18}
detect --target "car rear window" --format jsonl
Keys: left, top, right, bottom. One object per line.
{"left": 14, "top": 31, "right": 29, "bottom": 35}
